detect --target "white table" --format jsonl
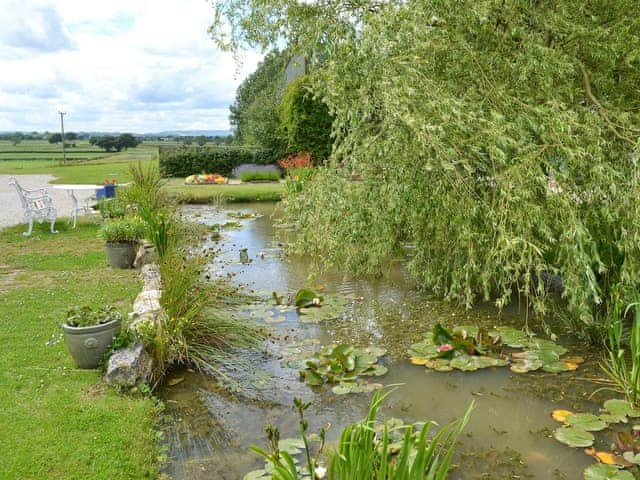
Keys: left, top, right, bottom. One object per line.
{"left": 52, "top": 184, "right": 102, "bottom": 228}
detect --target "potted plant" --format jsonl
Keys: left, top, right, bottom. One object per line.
{"left": 100, "top": 217, "right": 146, "bottom": 269}
{"left": 103, "top": 178, "right": 118, "bottom": 198}
{"left": 62, "top": 305, "right": 122, "bottom": 369}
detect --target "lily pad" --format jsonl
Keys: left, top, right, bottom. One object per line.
{"left": 423, "top": 358, "right": 454, "bottom": 372}
{"left": 552, "top": 409, "right": 574, "bottom": 423}
{"left": 566, "top": 413, "right": 608, "bottom": 432}
{"left": 331, "top": 382, "right": 383, "bottom": 395}
{"left": 489, "top": 326, "right": 531, "bottom": 348}
{"left": 449, "top": 354, "right": 506, "bottom": 371}
{"left": 622, "top": 451, "right": 640, "bottom": 465}
{"left": 509, "top": 357, "right": 544, "bottom": 373}
{"left": 243, "top": 469, "right": 270, "bottom": 480}
{"left": 583, "top": 464, "right": 634, "bottom": 480}
{"left": 553, "top": 426, "right": 595, "bottom": 448}
{"left": 278, "top": 438, "right": 305, "bottom": 455}
{"left": 604, "top": 399, "right": 640, "bottom": 420}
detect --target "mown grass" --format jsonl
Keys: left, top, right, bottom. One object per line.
{"left": 165, "top": 178, "right": 284, "bottom": 203}
{"left": 0, "top": 221, "right": 162, "bottom": 479}
{"left": 0, "top": 145, "right": 159, "bottom": 184}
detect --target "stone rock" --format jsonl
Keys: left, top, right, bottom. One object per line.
{"left": 134, "top": 243, "right": 158, "bottom": 269}
{"left": 104, "top": 344, "right": 153, "bottom": 388}
{"left": 140, "top": 263, "right": 161, "bottom": 291}
{"left": 132, "top": 289, "right": 162, "bottom": 316}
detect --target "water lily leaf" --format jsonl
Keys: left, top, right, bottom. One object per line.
{"left": 450, "top": 354, "right": 505, "bottom": 371}
{"left": 583, "top": 463, "right": 635, "bottom": 480}
{"left": 553, "top": 426, "right": 595, "bottom": 448}
{"left": 510, "top": 357, "right": 544, "bottom": 373}
{"left": 244, "top": 469, "right": 270, "bottom": 480}
{"left": 563, "top": 356, "right": 585, "bottom": 364}
{"left": 302, "top": 370, "right": 323, "bottom": 386}
{"left": 424, "top": 358, "right": 453, "bottom": 372}
{"left": 566, "top": 413, "right": 608, "bottom": 432}
{"left": 331, "top": 382, "right": 383, "bottom": 395}
{"left": 408, "top": 341, "right": 439, "bottom": 359}
{"left": 490, "top": 327, "right": 531, "bottom": 348}
{"left": 410, "top": 356, "right": 430, "bottom": 365}
{"left": 622, "top": 451, "right": 640, "bottom": 465}
{"left": 362, "top": 346, "right": 386, "bottom": 358}
{"left": 542, "top": 361, "right": 572, "bottom": 373}
{"left": 600, "top": 413, "right": 628, "bottom": 424}
{"left": 279, "top": 438, "right": 305, "bottom": 455}
{"left": 552, "top": 409, "right": 574, "bottom": 423}
{"left": 604, "top": 399, "right": 640, "bottom": 420}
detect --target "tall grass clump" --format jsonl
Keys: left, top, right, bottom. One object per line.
{"left": 249, "top": 391, "right": 473, "bottom": 479}
{"left": 123, "top": 161, "right": 263, "bottom": 386}
{"left": 239, "top": 170, "right": 281, "bottom": 182}
{"left": 602, "top": 299, "right": 640, "bottom": 407}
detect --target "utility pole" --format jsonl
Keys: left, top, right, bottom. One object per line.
{"left": 58, "top": 111, "right": 67, "bottom": 164}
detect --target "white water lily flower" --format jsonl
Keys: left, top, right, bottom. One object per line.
{"left": 314, "top": 465, "right": 327, "bottom": 479}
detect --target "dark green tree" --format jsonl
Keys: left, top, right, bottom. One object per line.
{"left": 279, "top": 75, "right": 332, "bottom": 162}
{"left": 48, "top": 133, "right": 62, "bottom": 144}
{"left": 230, "top": 49, "right": 288, "bottom": 153}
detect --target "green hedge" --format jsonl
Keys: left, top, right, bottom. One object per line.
{"left": 159, "top": 146, "right": 277, "bottom": 177}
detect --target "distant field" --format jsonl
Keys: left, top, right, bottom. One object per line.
{"left": 0, "top": 143, "right": 160, "bottom": 184}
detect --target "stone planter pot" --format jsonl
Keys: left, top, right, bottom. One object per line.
{"left": 62, "top": 318, "right": 121, "bottom": 369}
{"left": 105, "top": 241, "right": 138, "bottom": 269}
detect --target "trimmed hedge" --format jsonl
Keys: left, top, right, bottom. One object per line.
{"left": 159, "top": 146, "right": 277, "bottom": 177}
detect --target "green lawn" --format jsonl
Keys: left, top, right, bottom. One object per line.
{"left": 165, "top": 178, "right": 285, "bottom": 203}
{"left": 0, "top": 145, "right": 159, "bottom": 184}
{"left": 0, "top": 142, "right": 285, "bottom": 203}
{"left": 0, "top": 221, "right": 162, "bottom": 479}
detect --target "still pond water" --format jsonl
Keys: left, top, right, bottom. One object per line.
{"left": 160, "top": 203, "right": 604, "bottom": 480}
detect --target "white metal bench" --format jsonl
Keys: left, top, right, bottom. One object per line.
{"left": 9, "top": 177, "right": 58, "bottom": 236}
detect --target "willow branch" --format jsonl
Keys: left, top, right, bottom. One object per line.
{"left": 578, "top": 62, "right": 635, "bottom": 145}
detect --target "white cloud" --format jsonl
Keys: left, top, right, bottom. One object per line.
{"left": 0, "top": 0, "right": 262, "bottom": 132}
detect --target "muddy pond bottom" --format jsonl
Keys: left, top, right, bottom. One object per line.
{"left": 159, "top": 203, "right": 601, "bottom": 480}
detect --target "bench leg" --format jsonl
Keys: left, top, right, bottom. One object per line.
{"left": 24, "top": 215, "right": 33, "bottom": 236}
{"left": 49, "top": 208, "right": 58, "bottom": 234}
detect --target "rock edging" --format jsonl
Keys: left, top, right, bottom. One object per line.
{"left": 104, "top": 262, "right": 161, "bottom": 388}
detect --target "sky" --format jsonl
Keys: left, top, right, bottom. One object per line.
{"left": 0, "top": 0, "right": 262, "bottom": 133}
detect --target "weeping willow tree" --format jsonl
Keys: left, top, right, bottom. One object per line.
{"left": 212, "top": 0, "right": 640, "bottom": 340}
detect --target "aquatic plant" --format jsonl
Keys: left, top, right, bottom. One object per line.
{"left": 551, "top": 399, "right": 640, "bottom": 477}
{"left": 602, "top": 300, "right": 640, "bottom": 407}
{"left": 299, "top": 344, "right": 387, "bottom": 394}
{"left": 408, "top": 324, "right": 579, "bottom": 373}
{"left": 244, "top": 391, "right": 473, "bottom": 480}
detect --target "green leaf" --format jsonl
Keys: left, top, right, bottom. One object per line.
{"left": 583, "top": 463, "right": 635, "bottom": 480}
{"left": 566, "top": 413, "right": 608, "bottom": 432}
{"left": 553, "top": 426, "right": 594, "bottom": 448}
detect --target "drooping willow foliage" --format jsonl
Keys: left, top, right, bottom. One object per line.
{"left": 212, "top": 0, "right": 640, "bottom": 340}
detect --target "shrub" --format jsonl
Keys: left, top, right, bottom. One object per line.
{"left": 239, "top": 170, "right": 281, "bottom": 182}
{"left": 277, "top": 152, "right": 312, "bottom": 170}
{"left": 159, "top": 145, "right": 278, "bottom": 178}
{"left": 99, "top": 217, "right": 146, "bottom": 243}
{"left": 231, "top": 163, "right": 281, "bottom": 177}
{"left": 98, "top": 197, "right": 128, "bottom": 219}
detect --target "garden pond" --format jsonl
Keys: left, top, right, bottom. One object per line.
{"left": 159, "top": 203, "right": 612, "bottom": 480}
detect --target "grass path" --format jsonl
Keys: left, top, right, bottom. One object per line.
{"left": 0, "top": 221, "right": 161, "bottom": 479}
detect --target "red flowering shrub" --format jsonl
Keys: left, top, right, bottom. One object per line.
{"left": 277, "top": 151, "right": 312, "bottom": 170}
